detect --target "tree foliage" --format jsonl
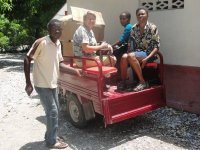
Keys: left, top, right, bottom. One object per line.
{"left": 0, "top": 0, "right": 12, "bottom": 12}
{"left": 0, "top": 0, "right": 65, "bottom": 52}
{"left": 0, "top": 14, "right": 32, "bottom": 51}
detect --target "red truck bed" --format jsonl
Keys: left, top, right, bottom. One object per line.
{"left": 102, "top": 85, "right": 165, "bottom": 125}
{"left": 58, "top": 52, "right": 166, "bottom": 127}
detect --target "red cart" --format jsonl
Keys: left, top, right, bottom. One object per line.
{"left": 58, "top": 51, "right": 166, "bottom": 128}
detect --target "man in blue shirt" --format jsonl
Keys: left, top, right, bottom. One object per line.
{"left": 112, "top": 11, "right": 133, "bottom": 70}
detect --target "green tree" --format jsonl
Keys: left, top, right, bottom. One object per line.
{"left": 0, "top": 14, "right": 28, "bottom": 51}
{"left": 0, "top": 15, "right": 9, "bottom": 51}
{"left": 7, "top": 0, "right": 65, "bottom": 38}
{"left": 1, "top": 0, "right": 65, "bottom": 52}
{"left": 0, "top": 0, "right": 12, "bottom": 12}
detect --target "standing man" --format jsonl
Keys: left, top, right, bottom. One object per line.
{"left": 24, "top": 19, "right": 80, "bottom": 149}
{"left": 112, "top": 11, "right": 133, "bottom": 69}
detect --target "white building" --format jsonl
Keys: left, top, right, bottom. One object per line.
{"left": 53, "top": 3, "right": 68, "bottom": 20}
{"left": 59, "top": 0, "right": 200, "bottom": 114}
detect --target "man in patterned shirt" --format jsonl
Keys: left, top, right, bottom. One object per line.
{"left": 119, "top": 8, "right": 160, "bottom": 92}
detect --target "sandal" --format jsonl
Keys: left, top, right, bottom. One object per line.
{"left": 133, "top": 82, "right": 148, "bottom": 92}
{"left": 49, "top": 141, "right": 68, "bottom": 149}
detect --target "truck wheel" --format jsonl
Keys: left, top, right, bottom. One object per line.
{"left": 67, "top": 94, "right": 87, "bottom": 128}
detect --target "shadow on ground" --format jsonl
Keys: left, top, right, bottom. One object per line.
{"left": 0, "top": 53, "right": 26, "bottom": 72}
{"left": 36, "top": 116, "right": 46, "bottom": 125}
{"left": 19, "top": 141, "right": 50, "bottom": 150}
{"left": 20, "top": 107, "right": 200, "bottom": 150}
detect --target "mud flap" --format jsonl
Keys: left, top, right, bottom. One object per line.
{"left": 82, "top": 101, "right": 96, "bottom": 121}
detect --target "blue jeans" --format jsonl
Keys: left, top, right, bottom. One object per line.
{"left": 35, "top": 86, "right": 59, "bottom": 146}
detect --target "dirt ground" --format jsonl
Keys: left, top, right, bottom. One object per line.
{"left": 0, "top": 53, "right": 200, "bottom": 150}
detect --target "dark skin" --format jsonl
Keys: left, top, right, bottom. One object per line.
{"left": 120, "top": 9, "right": 158, "bottom": 82}
{"left": 112, "top": 13, "right": 130, "bottom": 47}
{"left": 136, "top": 10, "right": 158, "bottom": 69}
{"left": 24, "top": 22, "right": 82, "bottom": 96}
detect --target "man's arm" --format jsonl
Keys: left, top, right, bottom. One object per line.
{"left": 81, "top": 42, "right": 109, "bottom": 53}
{"left": 141, "top": 25, "right": 160, "bottom": 68}
{"left": 59, "top": 62, "right": 82, "bottom": 77}
{"left": 24, "top": 56, "right": 33, "bottom": 96}
{"left": 112, "top": 24, "right": 132, "bottom": 48}
{"left": 24, "top": 37, "right": 44, "bottom": 96}
{"left": 112, "top": 40, "right": 121, "bottom": 48}
{"left": 141, "top": 48, "right": 158, "bottom": 69}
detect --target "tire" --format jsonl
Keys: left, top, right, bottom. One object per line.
{"left": 67, "top": 94, "right": 87, "bottom": 128}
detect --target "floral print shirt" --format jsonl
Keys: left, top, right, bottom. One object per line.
{"left": 129, "top": 21, "right": 160, "bottom": 55}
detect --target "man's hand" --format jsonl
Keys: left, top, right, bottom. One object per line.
{"left": 141, "top": 58, "right": 148, "bottom": 69}
{"left": 25, "top": 83, "right": 33, "bottom": 96}
{"left": 76, "top": 69, "right": 83, "bottom": 77}
{"left": 100, "top": 42, "right": 109, "bottom": 49}
{"left": 107, "top": 44, "right": 113, "bottom": 53}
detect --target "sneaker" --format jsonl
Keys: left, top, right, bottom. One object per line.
{"left": 133, "top": 82, "right": 148, "bottom": 92}
{"left": 103, "top": 84, "right": 110, "bottom": 91}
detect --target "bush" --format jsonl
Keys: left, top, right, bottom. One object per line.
{"left": 0, "top": 15, "right": 34, "bottom": 52}
{"left": 0, "top": 32, "right": 9, "bottom": 51}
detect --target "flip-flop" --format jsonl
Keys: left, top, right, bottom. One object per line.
{"left": 49, "top": 141, "right": 68, "bottom": 149}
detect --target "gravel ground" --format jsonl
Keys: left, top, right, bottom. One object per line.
{"left": 0, "top": 53, "right": 200, "bottom": 150}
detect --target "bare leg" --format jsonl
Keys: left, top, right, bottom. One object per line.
{"left": 120, "top": 53, "right": 128, "bottom": 80}
{"left": 117, "top": 53, "right": 129, "bottom": 90}
{"left": 127, "top": 53, "right": 145, "bottom": 82}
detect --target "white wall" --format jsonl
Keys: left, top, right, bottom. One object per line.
{"left": 149, "top": 0, "right": 200, "bottom": 67}
{"left": 67, "top": 0, "right": 139, "bottom": 43}
{"left": 53, "top": 3, "right": 67, "bottom": 20}
{"left": 67, "top": 0, "right": 200, "bottom": 67}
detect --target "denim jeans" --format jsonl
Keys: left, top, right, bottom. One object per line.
{"left": 35, "top": 86, "right": 59, "bottom": 146}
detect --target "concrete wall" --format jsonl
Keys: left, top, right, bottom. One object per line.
{"left": 67, "top": 0, "right": 200, "bottom": 67}
{"left": 149, "top": 0, "right": 200, "bottom": 67}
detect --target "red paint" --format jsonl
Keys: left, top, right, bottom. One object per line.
{"left": 164, "top": 64, "right": 200, "bottom": 114}
{"left": 103, "top": 86, "right": 165, "bottom": 124}
{"left": 59, "top": 52, "right": 166, "bottom": 127}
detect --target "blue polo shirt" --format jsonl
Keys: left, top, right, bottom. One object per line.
{"left": 119, "top": 23, "right": 133, "bottom": 44}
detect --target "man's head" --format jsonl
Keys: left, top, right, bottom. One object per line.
{"left": 83, "top": 11, "right": 96, "bottom": 29}
{"left": 47, "top": 19, "right": 62, "bottom": 41}
{"left": 136, "top": 8, "right": 149, "bottom": 24}
{"left": 119, "top": 11, "right": 131, "bottom": 26}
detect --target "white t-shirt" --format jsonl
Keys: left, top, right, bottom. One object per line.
{"left": 27, "top": 36, "right": 63, "bottom": 88}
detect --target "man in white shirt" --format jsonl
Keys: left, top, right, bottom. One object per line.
{"left": 24, "top": 19, "right": 81, "bottom": 149}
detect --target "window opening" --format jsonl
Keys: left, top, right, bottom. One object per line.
{"left": 139, "top": 0, "right": 184, "bottom": 11}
